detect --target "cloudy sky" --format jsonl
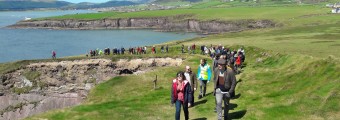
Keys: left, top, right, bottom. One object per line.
{"left": 62, "top": 0, "right": 111, "bottom": 3}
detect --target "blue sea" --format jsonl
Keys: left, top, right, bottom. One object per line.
{"left": 0, "top": 10, "right": 197, "bottom": 63}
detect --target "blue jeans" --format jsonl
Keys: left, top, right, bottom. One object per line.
{"left": 175, "top": 100, "right": 189, "bottom": 120}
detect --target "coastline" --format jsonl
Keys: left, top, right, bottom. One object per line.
{"left": 7, "top": 17, "right": 276, "bottom": 34}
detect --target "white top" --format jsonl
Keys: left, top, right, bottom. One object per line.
{"left": 184, "top": 72, "right": 191, "bottom": 85}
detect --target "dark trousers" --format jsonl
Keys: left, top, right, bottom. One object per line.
{"left": 199, "top": 80, "right": 207, "bottom": 96}
{"left": 175, "top": 100, "right": 189, "bottom": 120}
{"left": 191, "top": 92, "right": 195, "bottom": 106}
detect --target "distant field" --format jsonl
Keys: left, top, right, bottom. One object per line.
{"left": 43, "top": 5, "right": 340, "bottom": 28}
{"left": 180, "top": 23, "right": 340, "bottom": 58}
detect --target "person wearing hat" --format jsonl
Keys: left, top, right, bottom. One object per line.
{"left": 213, "top": 59, "right": 236, "bottom": 120}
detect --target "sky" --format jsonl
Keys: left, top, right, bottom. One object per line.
{"left": 62, "top": 0, "right": 112, "bottom": 3}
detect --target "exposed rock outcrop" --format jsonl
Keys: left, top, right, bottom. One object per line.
{"left": 0, "top": 58, "right": 182, "bottom": 120}
{"left": 8, "top": 16, "right": 276, "bottom": 34}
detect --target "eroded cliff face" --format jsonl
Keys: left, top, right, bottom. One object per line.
{"left": 0, "top": 58, "right": 182, "bottom": 120}
{"left": 8, "top": 17, "right": 276, "bottom": 33}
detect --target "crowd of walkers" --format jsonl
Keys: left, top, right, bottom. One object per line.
{"left": 171, "top": 44, "right": 245, "bottom": 120}
{"left": 51, "top": 43, "right": 245, "bottom": 120}
{"left": 85, "top": 45, "right": 171, "bottom": 57}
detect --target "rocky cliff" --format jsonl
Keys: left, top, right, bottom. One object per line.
{"left": 0, "top": 58, "right": 182, "bottom": 120}
{"left": 8, "top": 16, "right": 276, "bottom": 34}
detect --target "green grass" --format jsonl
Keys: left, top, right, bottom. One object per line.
{"left": 238, "top": 53, "right": 340, "bottom": 119}
{"left": 24, "top": 45, "right": 340, "bottom": 120}
{"left": 23, "top": 71, "right": 41, "bottom": 81}
{"left": 182, "top": 22, "right": 340, "bottom": 58}
{"left": 40, "top": 5, "right": 340, "bottom": 28}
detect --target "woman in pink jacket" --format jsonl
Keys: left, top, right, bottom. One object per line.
{"left": 171, "top": 71, "right": 192, "bottom": 120}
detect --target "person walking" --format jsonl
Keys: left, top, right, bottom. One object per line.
{"left": 184, "top": 66, "right": 197, "bottom": 107}
{"left": 171, "top": 71, "right": 192, "bottom": 120}
{"left": 188, "top": 45, "right": 191, "bottom": 54}
{"left": 166, "top": 45, "right": 169, "bottom": 53}
{"left": 52, "top": 50, "right": 56, "bottom": 59}
{"left": 192, "top": 44, "right": 196, "bottom": 54}
{"left": 161, "top": 45, "right": 165, "bottom": 53}
{"left": 181, "top": 44, "right": 184, "bottom": 53}
{"left": 214, "top": 59, "right": 236, "bottom": 120}
{"left": 152, "top": 46, "right": 155, "bottom": 54}
{"left": 197, "top": 59, "right": 212, "bottom": 99}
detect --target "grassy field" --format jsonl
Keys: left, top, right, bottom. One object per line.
{"left": 179, "top": 23, "right": 340, "bottom": 58}
{"left": 2, "top": 1, "right": 339, "bottom": 120}
{"left": 42, "top": 4, "right": 340, "bottom": 28}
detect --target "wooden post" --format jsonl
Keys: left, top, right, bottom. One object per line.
{"left": 153, "top": 75, "right": 157, "bottom": 89}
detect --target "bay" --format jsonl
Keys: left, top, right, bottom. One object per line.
{"left": 0, "top": 10, "right": 197, "bottom": 63}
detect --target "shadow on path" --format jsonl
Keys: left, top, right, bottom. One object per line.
{"left": 229, "top": 110, "right": 247, "bottom": 120}
{"left": 194, "top": 99, "right": 207, "bottom": 106}
{"left": 231, "top": 93, "right": 241, "bottom": 100}
{"left": 222, "top": 103, "right": 238, "bottom": 110}
{"left": 192, "top": 117, "right": 207, "bottom": 120}
{"left": 229, "top": 103, "right": 238, "bottom": 110}
{"left": 205, "top": 92, "right": 213, "bottom": 97}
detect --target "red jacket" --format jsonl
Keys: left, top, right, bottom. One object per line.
{"left": 236, "top": 56, "right": 241, "bottom": 65}
{"left": 171, "top": 79, "right": 192, "bottom": 104}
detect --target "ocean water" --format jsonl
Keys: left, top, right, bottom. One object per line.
{"left": 0, "top": 10, "right": 197, "bottom": 63}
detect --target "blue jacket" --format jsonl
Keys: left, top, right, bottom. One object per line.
{"left": 197, "top": 64, "right": 212, "bottom": 81}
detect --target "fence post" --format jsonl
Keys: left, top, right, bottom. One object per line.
{"left": 153, "top": 75, "right": 157, "bottom": 90}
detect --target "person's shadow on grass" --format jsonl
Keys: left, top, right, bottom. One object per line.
{"left": 222, "top": 103, "right": 238, "bottom": 110}
{"left": 194, "top": 99, "right": 207, "bottom": 106}
{"left": 229, "top": 103, "right": 238, "bottom": 110}
{"left": 228, "top": 110, "right": 247, "bottom": 120}
{"left": 205, "top": 92, "right": 213, "bottom": 96}
{"left": 231, "top": 93, "right": 241, "bottom": 100}
{"left": 191, "top": 117, "right": 207, "bottom": 120}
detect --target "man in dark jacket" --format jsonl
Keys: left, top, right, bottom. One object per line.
{"left": 184, "top": 66, "right": 197, "bottom": 107}
{"left": 213, "top": 59, "right": 236, "bottom": 120}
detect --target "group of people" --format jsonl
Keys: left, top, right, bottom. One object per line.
{"left": 182, "top": 44, "right": 246, "bottom": 73}
{"left": 171, "top": 45, "right": 245, "bottom": 120}
{"left": 181, "top": 44, "right": 196, "bottom": 54}
{"left": 88, "top": 47, "right": 127, "bottom": 57}
{"left": 85, "top": 45, "right": 171, "bottom": 57}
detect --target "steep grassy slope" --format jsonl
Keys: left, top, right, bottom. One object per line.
{"left": 237, "top": 52, "right": 340, "bottom": 119}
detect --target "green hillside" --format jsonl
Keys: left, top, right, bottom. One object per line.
{"left": 44, "top": 4, "right": 339, "bottom": 29}
{"left": 1, "top": 1, "right": 339, "bottom": 120}
{"left": 23, "top": 45, "right": 339, "bottom": 120}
